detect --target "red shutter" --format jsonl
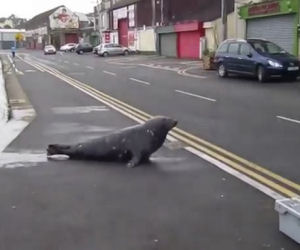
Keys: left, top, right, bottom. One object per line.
{"left": 178, "top": 31, "right": 200, "bottom": 59}
{"left": 118, "top": 19, "right": 128, "bottom": 47}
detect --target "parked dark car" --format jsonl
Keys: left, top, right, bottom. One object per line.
{"left": 214, "top": 39, "right": 300, "bottom": 82}
{"left": 75, "top": 43, "right": 93, "bottom": 54}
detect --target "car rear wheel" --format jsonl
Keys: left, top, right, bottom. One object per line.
{"left": 218, "top": 63, "right": 227, "bottom": 78}
{"left": 103, "top": 52, "right": 109, "bottom": 57}
{"left": 257, "top": 65, "right": 268, "bottom": 83}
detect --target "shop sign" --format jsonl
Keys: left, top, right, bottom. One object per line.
{"left": 248, "top": 1, "right": 280, "bottom": 16}
{"left": 103, "top": 32, "right": 110, "bottom": 43}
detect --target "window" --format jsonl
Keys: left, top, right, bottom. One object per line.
{"left": 217, "top": 43, "right": 229, "bottom": 53}
{"left": 240, "top": 44, "right": 251, "bottom": 56}
{"left": 228, "top": 43, "right": 239, "bottom": 54}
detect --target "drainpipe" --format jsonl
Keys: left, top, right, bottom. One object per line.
{"left": 152, "top": 0, "right": 156, "bottom": 26}
{"left": 221, "top": 0, "right": 227, "bottom": 41}
{"left": 160, "top": 0, "right": 164, "bottom": 25}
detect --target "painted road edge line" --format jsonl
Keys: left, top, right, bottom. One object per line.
{"left": 185, "top": 146, "right": 284, "bottom": 200}
{"left": 129, "top": 78, "right": 151, "bottom": 86}
{"left": 175, "top": 89, "right": 216, "bottom": 102}
{"left": 277, "top": 115, "right": 300, "bottom": 125}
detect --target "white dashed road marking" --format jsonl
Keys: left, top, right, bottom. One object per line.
{"left": 129, "top": 78, "right": 151, "bottom": 86}
{"left": 103, "top": 70, "right": 116, "bottom": 76}
{"left": 175, "top": 89, "right": 216, "bottom": 102}
{"left": 86, "top": 66, "right": 94, "bottom": 70}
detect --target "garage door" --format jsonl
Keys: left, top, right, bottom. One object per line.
{"left": 160, "top": 33, "right": 177, "bottom": 57}
{"left": 118, "top": 19, "right": 128, "bottom": 47}
{"left": 247, "top": 14, "right": 295, "bottom": 54}
{"left": 178, "top": 31, "right": 200, "bottom": 59}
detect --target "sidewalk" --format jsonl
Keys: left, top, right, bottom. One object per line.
{"left": 0, "top": 55, "right": 35, "bottom": 152}
{"left": 0, "top": 55, "right": 299, "bottom": 250}
{"left": 0, "top": 58, "right": 9, "bottom": 123}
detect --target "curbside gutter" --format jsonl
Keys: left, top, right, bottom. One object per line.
{"left": 0, "top": 59, "right": 10, "bottom": 123}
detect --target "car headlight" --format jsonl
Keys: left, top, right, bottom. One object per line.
{"left": 268, "top": 60, "right": 283, "bottom": 68}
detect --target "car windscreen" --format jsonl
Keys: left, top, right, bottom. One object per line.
{"left": 249, "top": 41, "right": 287, "bottom": 55}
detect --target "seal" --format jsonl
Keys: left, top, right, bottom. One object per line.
{"left": 47, "top": 116, "right": 177, "bottom": 167}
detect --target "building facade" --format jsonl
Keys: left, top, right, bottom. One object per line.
{"left": 102, "top": 0, "right": 234, "bottom": 58}
{"left": 25, "top": 6, "right": 80, "bottom": 49}
{"left": 94, "top": 0, "right": 111, "bottom": 45}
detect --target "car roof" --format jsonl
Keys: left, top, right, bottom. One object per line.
{"left": 246, "top": 38, "right": 268, "bottom": 42}
{"left": 222, "top": 39, "right": 247, "bottom": 43}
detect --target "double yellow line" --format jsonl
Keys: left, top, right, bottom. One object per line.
{"left": 20, "top": 56, "right": 300, "bottom": 199}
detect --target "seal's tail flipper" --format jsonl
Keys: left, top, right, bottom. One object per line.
{"left": 47, "top": 144, "right": 71, "bottom": 156}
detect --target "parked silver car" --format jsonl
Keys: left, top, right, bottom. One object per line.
{"left": 96, "top": 43, "right": 129, "bottom": 57}
{"left": 44, "top": 45, "right": 56, "bottom": 55}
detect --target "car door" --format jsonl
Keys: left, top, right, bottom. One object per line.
{"left": 114, "top": 44, "right": 124, "bottom": 55}
{"left": 83, "top": 43, "right": 91, "bottom": 52}
{"left": 226, "top": 43, "right": 240, "bottom": 72}
{"left": 105, "top": 44, "right": 114, "bottom": 55}
{"left": 238, "top": 43, "right": 256, "bottom": 75}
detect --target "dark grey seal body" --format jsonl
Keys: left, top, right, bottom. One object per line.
{"left": 47, "top": 116, "right": 177, "bottom": 167}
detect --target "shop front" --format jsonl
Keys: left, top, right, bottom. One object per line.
{"left": 156, "top": 21, "right": 204, "bottom": 59}
{"left": 239, "top": 0, "right": 299, "bottom": 56}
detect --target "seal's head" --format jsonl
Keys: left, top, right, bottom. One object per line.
{"left": 145, "top": 116, "right": 177, "bottom": 133}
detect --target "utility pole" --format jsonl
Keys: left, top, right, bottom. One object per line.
{"left": 221, "top": 0, "right": 227, "bottom": 41}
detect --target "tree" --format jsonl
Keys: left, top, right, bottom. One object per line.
{"left": 4, "top": 24, "right": 12, "bottom": 29}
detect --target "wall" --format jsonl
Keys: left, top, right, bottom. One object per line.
{"left": 110, "top": 31, "right": 119, "bottom": 44}
{"left": 137, "top": 28, "right": 156, "bottom": 52}
{"left": 203, "top": 0, "right": 255, "bottom": 51}
{"left": 204, "top": 18, "right": 222, "bottom": 51}
{"left": 163, "top": 0, "right": 234, "bottom": 25}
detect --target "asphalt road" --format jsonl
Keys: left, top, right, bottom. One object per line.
{"left": 25, "top": 51, "right": 300, "bottom": 184}
{"left": 0, "top": 51, "right": 299, "bottom": 249}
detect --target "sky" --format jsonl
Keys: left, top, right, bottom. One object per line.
{"left": 0, "top": 0, "right": 96, "bottom": 19}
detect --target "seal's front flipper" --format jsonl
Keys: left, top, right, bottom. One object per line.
{"left": 127, "top": 153, "right": 142, "bottom": 168}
